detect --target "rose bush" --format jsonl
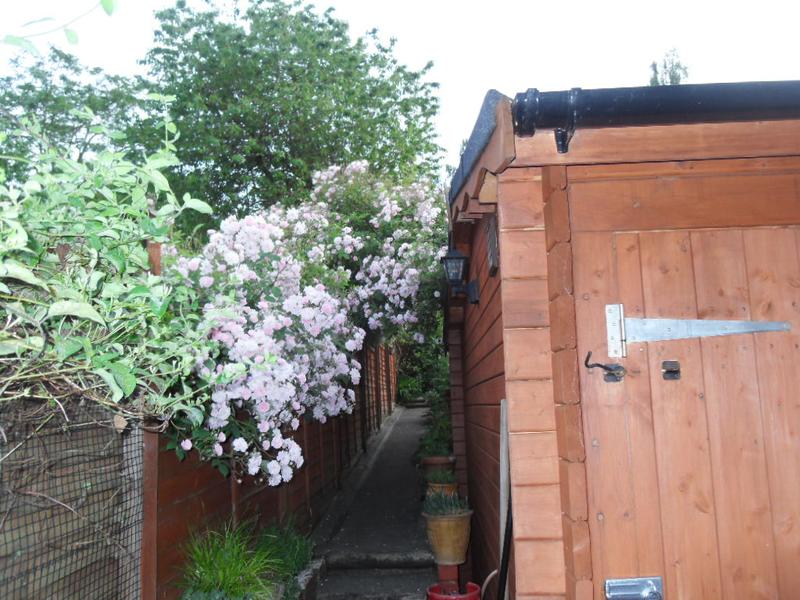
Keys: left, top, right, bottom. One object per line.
{"left": 1, "top": 98, "right": 445, "bottom": 486}
{"left": 164, "top": 161, "right": 445, "bottom": 484}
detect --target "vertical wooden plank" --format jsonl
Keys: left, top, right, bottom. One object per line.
{"left": 745, "top": 227, "right": 800, "bottom": 596}
{"left": 612, "top": 233, "right": 666, "bottom": 578}
{"left": 572, "top": 232, "right": 639, "bottom": 597}
{"left": 639, "top": 231, "right": 723, "bottom": 599}
{"left": 691, "top": 229, "right": 778, "bottom": 598}
{"left": 142, "top": 241, "right": 161, "bottom": 600}
{"left": 141, "top": 431, "right": 158, "bottom": 600}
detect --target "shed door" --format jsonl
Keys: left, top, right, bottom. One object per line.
{"left": 570, "top": 162, "right": 800, "bottom": 600}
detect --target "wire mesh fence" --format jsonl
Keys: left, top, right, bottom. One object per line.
{"left": 0, "top": 400, "right": 143, "bottom": 599}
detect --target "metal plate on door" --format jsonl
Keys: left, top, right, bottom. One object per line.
{"left": 606, "top": 303, "right": 791, "bottom": 358}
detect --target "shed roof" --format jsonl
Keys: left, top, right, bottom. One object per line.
{"left": 449, "top": 80, "right": 800, "bottom": 204}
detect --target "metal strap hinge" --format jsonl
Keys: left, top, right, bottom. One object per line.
{"left": 606, "top": 303, "right": 791, "bottom": 358}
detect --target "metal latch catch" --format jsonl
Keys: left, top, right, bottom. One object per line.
{"left": 605, "top": 576, "right": 663, "bottom": 599}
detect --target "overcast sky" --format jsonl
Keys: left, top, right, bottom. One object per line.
{"left": 3, "top": 0, "right": 800, "bottom": 168}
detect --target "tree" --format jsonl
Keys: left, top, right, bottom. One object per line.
{"left": 649, "top": 48, "right": 689, "bottom": 86}
{"left": 0, "top": 48, "right": 140, "bottom": 183}
{"left": 141, "top": 0, "right": 441, "bottom": 218}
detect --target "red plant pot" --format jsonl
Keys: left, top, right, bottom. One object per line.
{"left": 426, "top": 582, "right": 480, "bottom": 599}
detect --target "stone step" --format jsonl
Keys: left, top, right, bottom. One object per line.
{"left": 324, "top": 550, "right": 435, "bottom": 570}
{"left": 317, "top": 567, "right": 435, "bottom": 600}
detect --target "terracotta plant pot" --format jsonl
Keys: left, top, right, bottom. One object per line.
{"left": 427, "top": 582, "right": 480, "bottom": 600}
{"left": 426, "top": 482, "right": 458, "bottom": 497}
{"left": 421, "top": 455, "right": 456, "bottom": 478}
{"left": 422, "top": 509, "right": 473, "bottom": 565}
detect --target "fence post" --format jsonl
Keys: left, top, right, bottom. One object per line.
{"left": 141, "top": 241, "right": 162, "bottom": 600}
{"left": 360, "top": 349, "right": 368, "bottom": 452}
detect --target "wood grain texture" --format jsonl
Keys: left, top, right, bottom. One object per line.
{"left": 547, "top": 242, "right": 573, "bottom": 300}
{"left": 570, "top": 171, "right": 800, "bottom": 233}
{"left": 744, "top": 227, "right": 800, "bottom": 596}
{"left": 513, "top": 539, "right": 566, "bottom": 595}
{"left": 551, "top": 349, "right": 580, "bottom": 405}
{"left": 611, "top": 233, "right": 665, "bottom": 578}
{"left": 639, "top": 231, "right": 723, "bottom": 599}
{"left": 499, "top": 230, "right": 548, "bottom": 279}
{"left": 559, "top": 460, "right": 588, "bottom": 522}
{"left": 573, "top": 232, "right": 644, "bottom": 592}
{"left": 691, "top": 229, "right": 779, "bottom": 598}
{"left": 512, "top": 484, "right": 563, "bottom": 539}
{"left": 506, "top": 379, "right": 556, "bottom": 433}
{"left": 509, "top": 432, "right": 559, "bottom": 486}
{"left": 567, "top": 155, "right": 800, "bottom": 183}
{"left": 549, "top": 295, "right": 577, "bottom": 352}
{"left": 497, "top": 168, "right": 545, "bottom": 229}
{"left": 504, "top": 328, "right": 552, "bottom": 381}
{"left": 512, "top": 120, "right": 800, "bottom": 168}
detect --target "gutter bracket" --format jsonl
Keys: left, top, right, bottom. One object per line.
{"left": 554, "top": 88, "right": 579, "bottom": 153}
{"left": 554, "top": 127, "right": 574, "bottom": 153}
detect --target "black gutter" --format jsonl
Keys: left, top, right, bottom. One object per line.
{"left": 448, "top": 89, "right": 509, "bottom": 205}
{"left": 512, "top": 80, "right": 800, "bottom": 153}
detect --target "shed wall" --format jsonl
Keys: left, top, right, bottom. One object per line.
{"left": 496, "top": 168, "right": 566, "bottom": 598}
{"left": 459, "top": 216, "right": 506, "bottom": 597}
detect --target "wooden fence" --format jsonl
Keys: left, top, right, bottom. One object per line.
{"left": 141, "top": 344, "right": 397, "bottom": 600}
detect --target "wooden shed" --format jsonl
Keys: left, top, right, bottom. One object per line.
{"left": 444, "top": 81, "right": 800, "bottom": 599}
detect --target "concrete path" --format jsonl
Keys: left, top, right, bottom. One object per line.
{"left": 315, "top": 407, "right": 435, "bottom": 600}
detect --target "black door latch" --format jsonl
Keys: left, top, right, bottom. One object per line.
{"left": 584, "top": 351, "right": 626, "bottom": 383}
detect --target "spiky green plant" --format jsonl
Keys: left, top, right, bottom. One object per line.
{"left": 425, "top": 468, "right": 456, "bottom": 484}
{"left": 422, "top": 491, "right": 469, "bottom": 516}
{"left": 256, "top": 521, "right": 313, "bottom": 599}
{"left": 180, "top": 521, "right": 279, "bottom": 600}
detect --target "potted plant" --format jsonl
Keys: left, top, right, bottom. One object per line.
{"left": 422, "top": 492, "right": 473, "bottom": 566}
{"left": 419, "top": 432, "right": 456, "bottom": 477}
{"left": 425, "top": 468, "right": 457, "bottom": 497}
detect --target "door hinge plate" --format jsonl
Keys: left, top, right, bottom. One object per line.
{"left": 606, "top": 303, "right": 791, "bottom": 358}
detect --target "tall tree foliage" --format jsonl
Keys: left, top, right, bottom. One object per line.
{"left": 649, "top": 48, "right": 689, "bottom": 86}
{"left": 142, "top": 0, "right": 441, "bottom": 217}
{"left": 0, "top": 48, "right": 139, "bottom": 184}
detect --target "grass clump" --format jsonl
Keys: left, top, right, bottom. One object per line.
{"left": 425, "top": 469, "right": 456, "bottom": 484}
{"left": 256, "top": 522, "right": 314, "bottom": 599}
{"left": 180, "top": 522, "right": 279, "bottom": 600}
{"left": 422, "top": 491, "right": 469, "bottom": 516}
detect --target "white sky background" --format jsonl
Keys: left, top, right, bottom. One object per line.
{"left": 3, "top": 0, "right": 800, "bottom": 169}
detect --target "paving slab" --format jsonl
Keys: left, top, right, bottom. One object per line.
{"left": 316, "top": 407, "right": 435, "bottom": 599}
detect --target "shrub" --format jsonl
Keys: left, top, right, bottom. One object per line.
{"left": 180, "top": 522, "right": 279, "bottom": 600}
{"left": 256, "top": 522, "right": 313, "bottom": 599}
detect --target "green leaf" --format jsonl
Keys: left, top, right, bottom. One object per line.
{"left": 106, "top": 250, "right": 126, "bottom": 273}
{"left": 94, "top": 368, "right": 123, "bottom": 402}
{"left": 182, "top": 197, "right": 213, "bottom": 215}
{"left": 0, "top": 336, "right": 43, "bottom": 356}
{"left": 48, "top": 301, "right": 106, "bottom": 326}
{"left": 0, "top": 261, "right": 47, "bottom": 289}
{"left": 100, "top": 0, "right": 117, "bottom": 16}
{"left": 55, "top": 337, "right": 84, "bottom": 361}
{"left": 2, "top": 35, "right": 39, "bottom": 55}
{"left": 64, "top": 28, "right": 79, "bottom": 44}
{"left": 109, "top": 362, "right": 137, "bottom": 397}
{"left": 183, "top": 406, "right": 205, "bottom": 428}
{"left": 145, "top": 169, "right": 170, "bottom": 192}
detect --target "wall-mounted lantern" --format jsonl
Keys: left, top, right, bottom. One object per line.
{"left": 441, "top": 247, "right": 480, "bottom": 304}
